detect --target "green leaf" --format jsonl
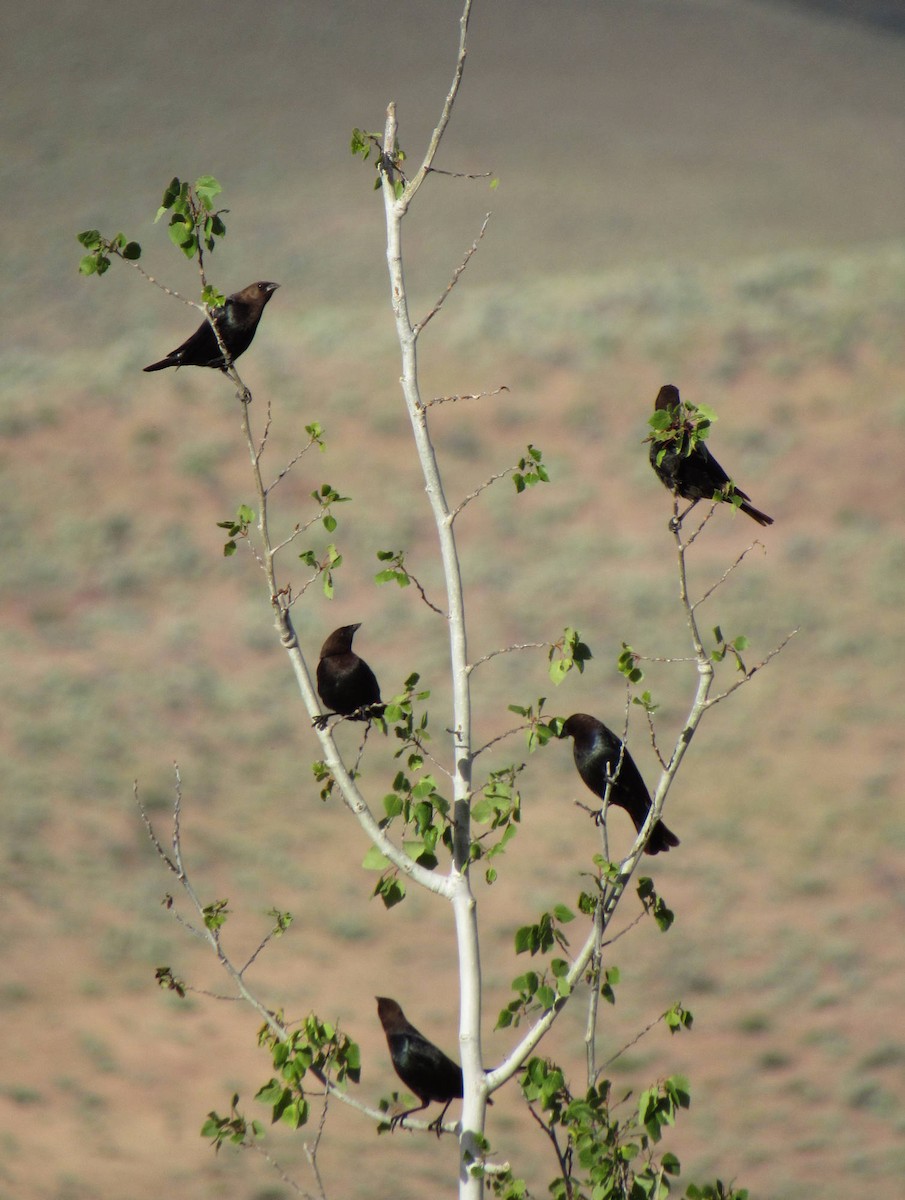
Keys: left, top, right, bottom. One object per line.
{"left": 361, "top": 845, "right": 390, "bottom": 870}
{"left": 374, "top": 876, "right": 405, "bottom": 908}
{"left": 514, "top": 926, "right": 534, "bottom": 955}
{"left": 194, "top": 174, "right": 223, "bottom": 209}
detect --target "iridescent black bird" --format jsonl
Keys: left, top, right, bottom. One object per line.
{"left": 143, "top": 281, "right": 279, "bottom": 372}
{"left": 376, "top": 997, "right": 464, "bottom": 1135}
{"left": 560, "top": 713, "right": 679, "bottom": 855}
{"left": 315, "top": 624, "right": 383, "bottom": 726}
{"left": 649, "top": 384, "right": 773, "bottom": 526}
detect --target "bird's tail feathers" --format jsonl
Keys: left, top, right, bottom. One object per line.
{"left": 739, "top": 501, "right": 774, "bottom": 526}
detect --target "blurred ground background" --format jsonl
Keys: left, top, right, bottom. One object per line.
{"left": 2, "top": 0, "right": 904, "bottom": 1197}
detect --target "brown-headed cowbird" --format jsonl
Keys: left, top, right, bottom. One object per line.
{"left": 560, "top": 713, "right": 679, "bottom": 855}
{"left": 143, "top": 281, "right": 279, "bottom": 372}
{"left": 649, "top": 384, "right": 773, "bottom": 526}
{"left": 316, "top": 624, "right": 384, "bottom": 724}
{"left": 376, "top": 996, "right": 464, "bottom": 1135}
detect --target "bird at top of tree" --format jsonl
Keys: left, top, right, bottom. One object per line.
{"left": 648, "top": 383, "right": 773, "bottom": 527}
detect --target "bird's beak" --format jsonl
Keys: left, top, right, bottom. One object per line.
{"left": 265, "top": 282, "right": 280, "bottom": 292}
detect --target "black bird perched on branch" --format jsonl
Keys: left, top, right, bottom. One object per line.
{"left": 560, "top": 713, "right": 679, "bottom": 855}
{"left": 143, "top": 281, "right": 280, "bottom": 372}
{"left": 376, "top": 997, "right": 465, "bottom": 1135}
{"left": 315, "top": 624, "right": 384, "bottom": 725}
{"left": 649, "top": 384, "right": 773, "bottom": 526}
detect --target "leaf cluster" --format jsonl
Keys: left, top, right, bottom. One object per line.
{"left": 521, "top": 1059, "right": 691, "bottom": 1200}
{"left": 647, "top": 400, "right": 716, "bottom": 469}
{"left": 473, "top": 765, "right": 522, "bottom": 882}
{"left": 351, "top": 126, "right": 407, "bottom": 197}
{"left": 549, "top": 627, "right": 593, "bottom": 686}
{"left": 513, "top": 444, "right": 550, "bottom": 493}
{"left": 155, "top": 175, "right": 227, "bottom": 260}
{"left": 77, "top": 229, "right": 141, "bottom": 277}
{"left": 255, "top": 1015, "right": 361, "bottom": 1130}
{"left": 497, "top": 906, "right": 576, "bottom": 1027}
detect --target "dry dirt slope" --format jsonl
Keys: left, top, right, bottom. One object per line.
{"left": 1, "top": 2, "right": 905, "bottom": 1198}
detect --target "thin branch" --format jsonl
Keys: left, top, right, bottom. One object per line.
{"left": 466, "top": 641, "right": 553, "bottom": 674}
{"left": 691, "top": 540, "right": 765, "bottom": 611}
{"left": 414, "top": 212, "right": 492, "bottom": 335}
{"left": 584, "top": 901, "right": 605, "bottom": 1085}
{"left": 600, "top": 908, "right": 647, "bottom": 950}
{"left": 424, "top": 384, "right": 510, "bottom": 409}
{"left": 302, "top": 1098, "right": 331, "bottom": 1200}
{"left": 257, "top": 398, "right": 274, "bottom": 460}
{"left": 645, "top": 706, "right": 668, "bottom": 770}
{"left": 603, "top": 1011, "right": 670, "bottom": 1072}
{"left": 632, "top": 652, "right": 698, "bottom": 664}
{"left": 137, "top": 768, "right": 289, "bottom": 1043}
{"left": 397, "top": 0, "right": 474, "bottom": 210}
{"left": 246, "top": 1142, "right": 317, "bottom": 1199}
{"left": 529, "top": 1105, "right": 575, "bottom": 1200}
{"left": 450, "top": 465, "right": 516, "bottom": 521}
{"left": 402, "top": 570, "right": 446, "bottom": 616}
{"left": 270, "top": 524, "right": 305, "bottom": 556}
{"left": 267, "top": 431, "right": 323, "bottom": 493}
{"left": 472, "top": 723, "right": 529, "bottom": 759}
{"left": 706, "top": 626, "right": 800, "bottom": 706}
{"left": 426, "top": 167, "right": 494, "bottom": 180}
{"left": 118, "top": 254, "right": 204, "bottom": 309}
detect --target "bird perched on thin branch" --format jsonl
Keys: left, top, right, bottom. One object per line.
{"left": 143, "top": 281, "right": 279, "bottom": 372}
{"left": 560, "top": 713, "right": 679, "bottom": 855}
{"left": 315, "top": 624, "right": 384, "bottom": 726}
{"left": 648, "top": 384, "right": 773, "bottom": 526}
{"left": 376, "top": 997, "right": 465, "bottom": 1135}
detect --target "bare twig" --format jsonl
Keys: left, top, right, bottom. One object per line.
{"left": 267, "top": 430, "right": 323, "bottom": 493}
{"left": 603, "top": 1011, "right": 671, "bottom": 1072}
{"left": 529, "top": 1105, "right": 575, "bottom": 1200}
{"left": 247, "top": 1142, "right": 316, "bottom": 1199}
{"left": 645, "top": 706, "right": 668, "bottom": 770}
{"left": 396, "top": 0, "right": 474, "bottom": 210}
{"left": 691, "top": 541, "right": 765, "bottom": 611}
{"left": 303, "top": 1098, "right": 331, "bottom": 1200}
{"left": 426, "top": 167, "right": 494, "bottom": 180}
{"left": 424, "top": 385, "right": 510, "bottom": 409}
{"left": 584, "top": 900, "right": 605, "bottom": 1086}
{"left": 707, "top": 626, "right": 800, "bottom": 706}
{"left": 257, "top": 398, "right": 274, "bottom": 460}
{"left": 450, "top": 464, "right": 516, "bottom": 521}
{"left": 119, "top": 254, "right": 203, "bottom": 308}
{"left": 402, "top": 569, "right": 446, "bottom": 616}
{"left": 472, "top": 723, "right": 529, "bottom": 758}
{"left": 466, "top": 641, "right": 553, "bottom": 674}
{"left": 415, "top": 212, "right": 492, "bottom": 335}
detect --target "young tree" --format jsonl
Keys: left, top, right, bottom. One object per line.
{"left": 79, "top": 2, "right": 791, "bottom": 1196}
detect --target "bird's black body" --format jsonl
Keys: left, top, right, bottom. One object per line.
{"left": 376, "top": 997, "right": 463, "bottom": 1134}
{"left": 143, "top": 281, "right": 279, "bottom": 372}
{"left": 560, "top": 713, "right": 679, "bottom": 855}
{"left": 316, "top": 624, "right": 383, "bottom": 723}
{"left": 649, "top": 384, "right": 773, "bottom": 526}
